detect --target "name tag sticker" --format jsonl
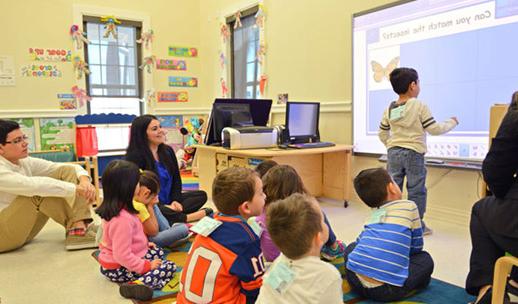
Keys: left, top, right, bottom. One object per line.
{"left": 247, "top": 217, "right": 263, "bottom": 237}
{"left": 190, "top": 216, "right": 222, "bottom": 237}
{"left": 390, "top": 104, "right": 406, "bottom": 121}
{"left": 367, "top": 208, "right": 387, "bottom": 224}
{"left": 265, "top": 261, "right": 296, "bottom": 294}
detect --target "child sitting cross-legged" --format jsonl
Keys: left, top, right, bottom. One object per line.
{"left": 134, "top": 170, "right": 191, "bottom": 248}
{"left": 344, "top": 167, "right": 434, "bottom": 302}
{"left": 256, "top": 193, "right": 343, "bottom": 304}
{"left": 177, "top": 167, "right": 266, "bottom": 304}
{"left": 96, "top": 160, "right": 176, "bottom": 302}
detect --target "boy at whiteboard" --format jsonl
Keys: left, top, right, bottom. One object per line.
{"left": 378, "top": 67, "right": 458, "bottom": 235}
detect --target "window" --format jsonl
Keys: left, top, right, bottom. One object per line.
{"left": 229, "top": 8, "right": 260, "bottom": 99}
{"left": 83, "top": 18, "right": 142, "bottom": 115}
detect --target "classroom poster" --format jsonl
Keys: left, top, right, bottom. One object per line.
{"left": 168, "top": 76, "right": 198, "bottom": 87}
{"left": 10, "top": 118, "right": 36, "bottom": 151}
{"left": 28, "top": 48, "right": 72, "bottom": 62}
{"left": 0, "top": 55, "right": 16, "bottom": 86}
{"left": 156, "top": 59, "right": 186, "bottom": 70}
{"left": 157, "top": 115, "right": 184, "bottom": 151}
{"left": 168, "top": 46, "right": 198, "bottom": 57}
{"left": 21, "top": 64, "right": 62, "bottom": 78}
{"left": 157, "top": 91, "right": 189, "bottom": 102}
{"left": 57, "top": 93, "right": 77, "bottom": 110}
{"left": 39, "top": 118, "right": 75, "bottom": 151}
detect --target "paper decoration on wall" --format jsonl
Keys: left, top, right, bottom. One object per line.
{"left": 168, "top": 46, "right": 198, "bottom": 57}
{"left": 21, "top": 64, "right": 62, "bottom": 78}
{"left": 219, "top": 51, "right": 226, "bottom": 69}
{"left": 136, "top": 29, "right": 154, "bottom": 49}
{"left": 144, "top": 89, "right": 156, "bottom": 107}
{"left": 257, "top": 44, "right": 266, "bottom": 65}
{"left": 69, "top": 25, "right": 89, "bottom": 49}
{"left": 72, "top": 85, "right": 91, "bottom": 107}
{"left": 156, "top": 59, "right": 186, "bottom": 70}
{"left": 234, "top": 11, "right": 242, "bottom": 29}
{"left": 220, "top": 78, "right": 229, "bottom": 97}
{"left": 29, "top": 48, "right": 71, "bottom": 62}
{"left": 259, "top": 75, "right": 268, "bottom": 95}
{"left": 169, "top": 76, "right": 198, "bottom": 87}
{"left": 0, "top": 55, "right": 15, "bottom": 86}
{"left": 100, "top": 15, "right": 121, "bottom": 39}
{"left": 139, "top": 55, "right": 156, "bottom": 74}
{"left": 157, "top": 115, "right": 184, "bottom": 151}
{"left": 72, "top": 55, "right": 90, "bottom": 79}
{"left": 255, "top": 4, "right": 265, "bottom": 28}
{"left": 158, "top": 115, "right": 183, "bottom": 128}
{"left": 220, "top": 24, "right": 230, "bottom": 42}
{"left": 157, "top": 91, "right": 189, "bottom": 102}
{"left": 39, "top": 118, "right": 75, "bottom": 151}
{"left": 58, "top": 93, "right": 77, "bottom": 110}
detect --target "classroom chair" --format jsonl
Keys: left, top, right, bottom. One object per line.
{"left": 492, "top": 255, "right": 518, "bottom": 303}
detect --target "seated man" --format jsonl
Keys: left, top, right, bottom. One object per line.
{"left": 0, "top": 119, "right": 97, "bottom": 252}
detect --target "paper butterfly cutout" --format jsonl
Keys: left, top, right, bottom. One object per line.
{"left": 371, "top": 56, "right": 400, "bottom": 83}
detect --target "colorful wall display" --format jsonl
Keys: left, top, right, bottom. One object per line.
{"left": 39, "top": 118, "right": 75, "bottom": 151}
{"left": 156, "top": 59, "right": 186, "bottom": 70}
{"left": 168, "top": 46, "right": 198, "bottom": 57}
{"left": 21, "top": 64, "right": 62, "bottom": 78}
{"left": 29, "top": 48, "right": 72, "bottom": 62}
{"left": 157, "top": 115, "right": 184, "bottom": 150}
{"left": 168, "top": 76, "right": 198, "bottom": 87}
{"left": 58, "top": 93, "right": 77, "bottom": 110}
{"left": 157, "top": 91, "right": 189, "bottom": 102}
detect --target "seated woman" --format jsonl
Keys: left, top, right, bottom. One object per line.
{"left": 466, "top": 92, "right": 518, "bottom": 303}
{"left": 126, "top": 115, "right": 211, "bottom": 225}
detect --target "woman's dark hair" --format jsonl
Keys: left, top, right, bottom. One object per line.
{"left": 511, "top": 91, "right": 518, "bottom": 110}
{"left": 0, "top": 119, "right": 20, "bottom": 144}
{"left": 96, "top": 160, "right": 140, "bottom": 221}
{"left": 125, "top": 114, "right": 177, "bottom": 174}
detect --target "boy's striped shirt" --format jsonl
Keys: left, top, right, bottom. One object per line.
{"left": 346, "top": 200, "right": 423, "bottom": 287}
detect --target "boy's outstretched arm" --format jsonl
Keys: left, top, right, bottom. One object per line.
{"left": 420, "top": 104, "right": 458, "bottom": 135}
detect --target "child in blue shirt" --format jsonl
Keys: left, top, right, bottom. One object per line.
{"left": 345, "top": 167, "right": 434, "bottom": 302}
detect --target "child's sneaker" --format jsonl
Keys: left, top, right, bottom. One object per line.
{"left": 119, "top": 283, "right": 153, "bottom": 301}
{"left": 321, "top": 240, "right": 346, "bottom": 261}
{"left": 170, "top": 232, "right": 194, "bottom": 248}
{"left": 65, "top": 224, "right": 98, "bottom": 250}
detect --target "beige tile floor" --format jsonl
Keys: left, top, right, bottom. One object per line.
{"left": 0, "top": 198, "right": 473, "bottom": 304}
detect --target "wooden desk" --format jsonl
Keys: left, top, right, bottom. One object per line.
{"left": 195, "top": 144, "right": 353, "bottom": 202}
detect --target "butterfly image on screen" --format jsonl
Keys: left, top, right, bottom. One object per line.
{"left": 371, "top": 56, "right": 400, "bottom": 83}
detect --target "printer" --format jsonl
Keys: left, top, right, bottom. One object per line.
{"left": 222, "top": 126, "right": 278, "bottom": 149}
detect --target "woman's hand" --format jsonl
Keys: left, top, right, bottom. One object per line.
{"left": 166, "top": 201, "right": 183, "bottom": 212}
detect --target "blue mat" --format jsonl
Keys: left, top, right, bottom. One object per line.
{"left": 343, "top": 278, "right": 476, "bottom": 303}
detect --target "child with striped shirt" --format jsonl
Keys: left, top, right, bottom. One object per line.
{"left": 344, "top": 167, "right": 434, "bottom": 302}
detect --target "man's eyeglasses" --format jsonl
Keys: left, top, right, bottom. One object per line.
{"left": 4, "top": 135, "right": 29, "bottom": 145}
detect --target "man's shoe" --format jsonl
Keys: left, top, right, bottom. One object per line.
{"left": 65, "top": 225, "right": 98, "bottom": 250}
{"left": 119, "top": 283, "right": 153, "bottom": 301}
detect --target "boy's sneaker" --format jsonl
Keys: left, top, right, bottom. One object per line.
{"left": 65, "top": 224, "right": 98, "bottom": 250}
{"left": 423, "top": 226, "right": 433, "bottom": 236}
{"left": 119, "top": 283, "right": 153, "bottom": 301}
{"left": 321, "top": 240, "right": 346, "bottom": 261}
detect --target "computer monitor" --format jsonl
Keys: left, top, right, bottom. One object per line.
{"left": 205, "top": 98, "right": 273, "bottom": 146}
{"left": 285, "top": 101, "right": 320, "bottom": 144}
{"left": 205, "top": 103, "right": 254, "bottom": 146}
{"left": 213, "top": 98, "right": 272, "bottom": 126}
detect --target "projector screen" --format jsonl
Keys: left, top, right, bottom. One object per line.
{"left": 353, "top": 0, "right": 518, "bottom": 161}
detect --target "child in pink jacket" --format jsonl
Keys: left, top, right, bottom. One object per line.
{"left": 96, "top": 160, "right": 176, "bottom": 301}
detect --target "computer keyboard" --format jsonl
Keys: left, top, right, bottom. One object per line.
{"left": 287, "top": 142, "right": 336, "bottom": 149}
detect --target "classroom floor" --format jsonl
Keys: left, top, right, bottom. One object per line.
{"left": 0, "top": 198, "right": 473, "bottom": 304}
